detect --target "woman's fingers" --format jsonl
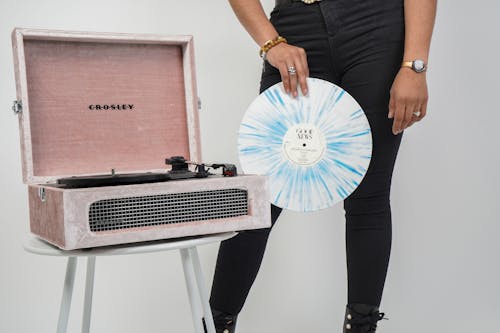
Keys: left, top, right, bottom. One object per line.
{"left": 291, "top": 47, "right": 309, "bottom": 97}
{"left": 287, "top": 62, "right": 299, "bottom": 98}
{"left": 388, "top": 96, "right": 396, "bottom": 119}
{"left": 390, "top": 91, "right": 429, "bottom": 134}
{"left": 266, "top": 43, "right": 309, "bottom": 97}
{"left": 401, "top": 102, "right": 414, "bottom": 131}
{"left": 285, "top": 49, "right": 308, "bottom": 98}
{"left": 278, "top": 63, "right": 291, "bottom": 94}
{"left": 407, "top": 99, "right": 427, "bottom": 127}
{"left": 417, "top": 100, "right": 427, "bottom": 121}
{"left": 298, "top": 47, "right": 309, "bottom": 96}
{"left": 392, "top": 101, "right": 406, "bottom": 135}
{"left": 406, "top": 104, "right": 421, "bottom": 128}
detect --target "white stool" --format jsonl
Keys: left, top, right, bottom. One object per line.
{"left": 23, "top": 232, "right": 237, "bottom": 333}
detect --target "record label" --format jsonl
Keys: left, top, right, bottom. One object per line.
{"left": 283, "top": 123, "right": 326, "bottom": 166}
{"left": 238, "top": 77, "right": 372, "bottom": 212}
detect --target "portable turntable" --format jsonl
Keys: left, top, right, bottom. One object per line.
{"left": 11, "top": 28, "right": 270, "bottom": 250}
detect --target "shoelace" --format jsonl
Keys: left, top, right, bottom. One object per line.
{"left": 348, "top": 311, "right": 389, "bottom": 332}
{"left": 202, "top": 315, "right": 236, "bottom": 333}
{"left": 213, "top": 315, "right": 236, "bottom": 333}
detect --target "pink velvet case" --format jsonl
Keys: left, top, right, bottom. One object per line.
{"left": 12, "top": 28, "right": 270, "bottom": 250}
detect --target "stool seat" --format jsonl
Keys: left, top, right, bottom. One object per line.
{"left": 24, "top": 232, "right": 237, "bottom": 257}
{"left": 24, "top": 232, "right": 238, "bottom": 333}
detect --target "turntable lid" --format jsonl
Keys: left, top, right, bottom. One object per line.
{"left": 12, "top": 28, "right": 201, "bottom": 184}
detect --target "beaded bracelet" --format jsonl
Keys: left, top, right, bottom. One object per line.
{"left": 259, "top": 36, "right": 287, "bottom": 60}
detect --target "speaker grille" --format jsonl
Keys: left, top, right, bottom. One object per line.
{"left": 89, "top": 188, "right": 248, "bottom": 232}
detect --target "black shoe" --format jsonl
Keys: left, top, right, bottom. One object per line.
{"left": 343, "top": 303, "right": 389, "bottom": 333}
{"left": 202, "top": 308, "right": 238, "bottom": 333}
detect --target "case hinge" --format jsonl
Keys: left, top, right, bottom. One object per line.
{"left": 198, "top": 97, "right": 202, "bottom": 110}
{"left": 12, "top": 100, "right": 22, "bottom": 115}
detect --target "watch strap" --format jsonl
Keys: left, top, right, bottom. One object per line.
{"left": 401, "top": 60, "right": 427, "bottom": 72}
{"left": 401, "top": 61, "right": 414, "bottom": 68}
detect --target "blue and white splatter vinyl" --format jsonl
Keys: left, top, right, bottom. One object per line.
{"left": 238, "top": 77, "right": 372, "bottom": 212}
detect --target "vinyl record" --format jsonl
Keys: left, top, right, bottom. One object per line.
{"left": 238, "top": 77, "right": 372, "bottom": 212}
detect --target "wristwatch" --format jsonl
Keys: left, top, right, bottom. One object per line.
{"left": 401, "top": 59, "right": 427, "bottom": 73}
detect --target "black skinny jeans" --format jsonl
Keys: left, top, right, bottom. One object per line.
{"left": 210, "top": 0, "right": 405, "bottom": 314}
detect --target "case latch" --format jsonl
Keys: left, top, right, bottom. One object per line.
{"left": 38, "top": 187, "right": 46, "bottom": 202}
{"left": 12, "top": 100, "right": 22, "bottom": 115}
{"left": 198, "top": 97, "right": 202, "bottom": 110}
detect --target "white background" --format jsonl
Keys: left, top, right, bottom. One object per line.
{"left": 0, "top": 0, "right": 499, "bottom": 332}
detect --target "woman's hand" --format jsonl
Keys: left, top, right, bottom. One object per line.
{"left": 388, "top": 68, "right": 429, "bottom": 135}
{"left": 266, "top": 42, "right": 310, "bottom": 98}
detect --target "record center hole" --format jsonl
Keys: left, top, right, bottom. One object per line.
{"left": 303, "top": 143, "right": 306, "bottom": 147}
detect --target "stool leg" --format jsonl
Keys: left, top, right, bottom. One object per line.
{"left": 82, "top": 256, "right": 96, "bottom": 333}
{"left": 188, "top": 247, "right": 216, "bottom": 333}
{"left": 180, "top": 248, "right": 204, "bottom": 333}
{"left": 57, "top": 257, "right": 77, "bottom": 333}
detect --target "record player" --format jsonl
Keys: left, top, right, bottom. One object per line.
{"left": 11, "top": 28, "right": 270, "bottom": 250}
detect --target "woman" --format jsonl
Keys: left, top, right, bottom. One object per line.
{"left": 206, "top": 0, "right": 436, "bottom": 332}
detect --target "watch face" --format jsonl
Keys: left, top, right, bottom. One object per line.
{"left": 413, "top": 60, "right": 425, "bottom": 72}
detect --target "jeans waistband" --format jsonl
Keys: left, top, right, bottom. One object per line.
{"left": 275, "top": 0, "right": 323, "bottom": 7}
